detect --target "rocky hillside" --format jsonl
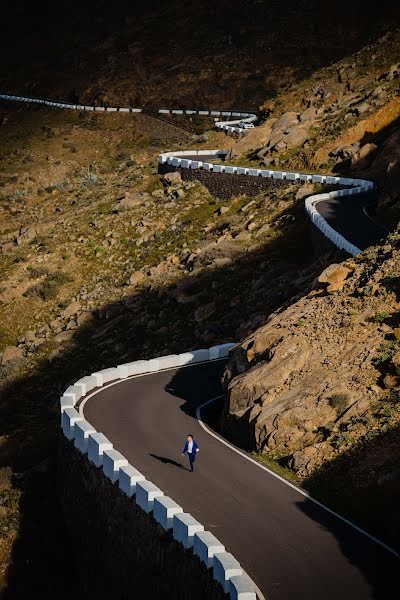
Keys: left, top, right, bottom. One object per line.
{"left": 233, "top": 29, "right": 400, "bottom": 226}
{"left": 222, "top": 231, "right": 400, "bottom": 547}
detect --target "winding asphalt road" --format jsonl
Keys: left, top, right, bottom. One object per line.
{"left": 82, "top": 360, "right": 398, "bottom": 600}
{"left": 318, "top": 192, "right": 389, "bottom": 250}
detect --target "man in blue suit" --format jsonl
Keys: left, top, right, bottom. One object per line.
{"left": 182, "top": 434, "right": 199, "bottom": 472}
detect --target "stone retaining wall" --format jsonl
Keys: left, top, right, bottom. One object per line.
{"left": 158, "top": 162, "right": 289, "bottom": 199}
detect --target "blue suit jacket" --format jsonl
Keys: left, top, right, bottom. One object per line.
{"left": 182, "top": 440, "right": 199, "bottom": 455}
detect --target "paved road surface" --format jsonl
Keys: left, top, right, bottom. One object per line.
{"left": 83, "top": 361, "right": 398, "bottom": 600}
{"left": 312, "top": 192, "right": 388, "bottom": 250}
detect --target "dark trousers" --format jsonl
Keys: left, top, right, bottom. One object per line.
{"left": 188, "top": 452, "right": 196, "bottom": 471}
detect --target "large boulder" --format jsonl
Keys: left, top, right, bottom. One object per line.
{"left": 317, "top": 263, "right": 353, "bottom": 293}
{"left": 163, "top": 171, "right": 182, "bottom": 187}
{"left": 1, "top": 345, "right": 24, "bottom": 364}
{"left": 112, "top": 192, "right": 149, "bottom": 213}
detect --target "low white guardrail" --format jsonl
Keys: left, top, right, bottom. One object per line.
{"left": 0, "top": 91, "right": 376, "bottom": 256}
{"left": 60, "top": 343, "right": 261, "bottom": 599}
{"left": 158, "top": 151, "right": 374, "bottom": 256}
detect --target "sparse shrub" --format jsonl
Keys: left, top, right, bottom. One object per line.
{"left": 23, "top": 271, "right": 73, "bottom": 301}
{"left": 328, "top": 393, "right": 350, "bottom": 413}
{"left": 27, "top": 266, "right": 49, "bottom": 278}
{"left": 374, "top": 340, "right": 399, "bottom": 365}
{"left": 371, "top": 311, "right": 391, "bottom": 323}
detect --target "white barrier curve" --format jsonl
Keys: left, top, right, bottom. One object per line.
{"left": 0, "top": 91, "right": 377, "bottom": 256}
{"left": 59, "top": 343, "right": 259, "bottom": 599}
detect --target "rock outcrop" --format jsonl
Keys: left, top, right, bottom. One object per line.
{"left": 222, "top": 233, "right": 400, "bottom": 477}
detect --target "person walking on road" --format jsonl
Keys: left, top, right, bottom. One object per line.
{"left": 182, "top": 434, "right": 199, "bottom": 472}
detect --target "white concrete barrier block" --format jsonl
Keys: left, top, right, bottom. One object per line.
{"left": 229, "top": 574, "right": 257, "bottom": 600}
{"left": 74, "top": 420, "right": 95, "bottom": 453}
{"left": 209, "top": 343, "right": 236, "bottom": 360}
{"left": 136, "top": 480, "right": 163, "bottom": 513}
{"left": 103, "top": 448, "right": 128, "bottom": 483}
{"left": 193, "top": 531, "right": 225, "bottom": 569}
{"left": 75, "top": 375, "right": 97, "bottom": 396}
{"left": 91, "top": 367, "right": 119, "bottom": 386}
{"left": 173, "top": 513, "right": 204, "bottom": 549}
{"left": 62, "top": 407, "right": 83, "bottom": 440}
{"left": 119, "top": 107, "right": 130, "bottom": 113}
{"left": 63, "top": 384, "right": 83, "bottom": 404}
{"left": 119, "top": 464, "right": 145, "bottom": 497}
{"left": 237, "top": 167, "right": 249, "bottom": 175}
{"left": 213, "top": 552, "right": 242, "bottom": 593}
{"left": 248, "top": 169, "right": 260, "bottom": 177}
{"left": 60, "top": 395, "right": 75, "bottom": 413}
{"left": 181, "top": 159, "right": 192, "bottom": 168}
{"left": 88, "top": 432, "right": 113, "bottom": 467}
{"left": 202, "top": 162, "right": 213, "bottom": 171}
{"left": 131, "top": 108, "right": 142, "bottom": 113}
{"left": 312, "top": 174, "right": 324, "bottom": 183}
{"left": 178, "top": 349, "right": 210, "bottom": 366}
{"left": 117, "top": 360, "right": 150, "bottom": 378}
{"left": 213, "top": 165, "right": 224, "bottom": 173}
{"left": 148, "top": 354, "right": 181, "bottom": 371}
{"left": 154, "top": 496, "right": 183, "bottom": 530}
{"left": 224, "top": 166, "right": 237, "bottom": 174}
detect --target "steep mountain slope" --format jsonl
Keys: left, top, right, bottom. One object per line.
{"left": 0, "top": 4, "right": 400, "bottom": 595}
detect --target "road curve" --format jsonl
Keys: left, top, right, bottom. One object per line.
{"left": 0, "top": 92, "right": 390, "bottom": 254}
{"left": 82, "top": 361, "right": 398, "bottom": 600}
{"left": 318, "top": 192, "right": 389, "bottom": 251}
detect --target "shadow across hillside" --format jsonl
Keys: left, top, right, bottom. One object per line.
{"left": 302, "top": 421, "right": 400, "bottom": 555}
{"left": 1, "top": 1, "right": 400, "bottom": 107}
{"left": 0, "top": 204, "right": 333, "bottom": 597}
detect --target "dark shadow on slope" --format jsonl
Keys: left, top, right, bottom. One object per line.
{"left": 294, "top": 494, "right": 399, "bottom": 600}
{"left": 0, "top": 198, "right": 333, "bottom": 597}
{"left": 1, "top": 2, "right": 400, "bottom": 108}
{"left": 299, "top": 421, "right": 400, "bottom": 569}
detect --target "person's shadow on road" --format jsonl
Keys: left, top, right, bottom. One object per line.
{"left": 149, "top": 453, "right": 189, "bottom": 471}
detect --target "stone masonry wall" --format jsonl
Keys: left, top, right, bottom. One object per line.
{"left": 158, "top": 163, "right": 290, "bottom": 200}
